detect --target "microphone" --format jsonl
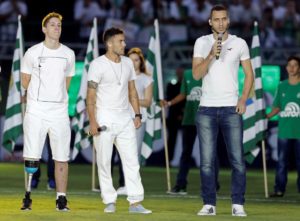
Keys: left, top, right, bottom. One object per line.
{"left": 216, "top": 32, "right": 223, "bottom": 60}
{"left": 87, "top": 125, "right": 107, "bottom": 136}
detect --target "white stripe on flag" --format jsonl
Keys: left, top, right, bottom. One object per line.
{"left": 256, "top": 98, "right": 265, "bottom": 111}
{"left": 252, "top": 56, "right": 261, "bottom": 67}
{"left": 3, "top": 113, "right": 22, "bottom": 131}
{"left": 255, "top": 78, "right": 262, "bottom": 89}
{"left": 251, "top": 147, "right": 260, "bottom": 157}
{"left": 251, "top": 36, "right": 260, "bottom": 48}
{"left": 243, "top": 102, "right": 255, "bottom": 119}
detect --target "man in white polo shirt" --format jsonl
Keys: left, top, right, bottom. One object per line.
{"left": 192, "top": 5, "right": 254, "bottom": 217}
{"left": 86, "top": 27, "right": 151, "bottom": 214}
{"left": 21, "top": 12, "right": 75, "bottom": 211}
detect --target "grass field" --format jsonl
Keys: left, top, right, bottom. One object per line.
{"left": 0, "top": 163, "right": 300, "bottom": 221}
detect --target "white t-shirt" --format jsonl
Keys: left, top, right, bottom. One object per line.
{"left": 88, "top": 55, "right": 136, "bottom": 123}
{"left": 193, "top": 34, "right": 250, "bottom": 107}
{"left": 21, "top": 42, "right": 75, "bottom": 118}
{"left": 130, "top": 73, "right": 153, "bottom": 122}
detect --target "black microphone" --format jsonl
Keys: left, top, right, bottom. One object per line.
{"left": 216, "top": 32, "right": 223, "bottom": 60}
{"left": 87, "top": 125, "right": 107, "bottom": 136}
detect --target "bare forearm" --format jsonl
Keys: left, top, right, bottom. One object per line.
{"left": 86, "top": 88, "right": 97, "bottom": 124}
{"left": 267, "top": 107, "right": 280, "bottom": 119}
{"left": 240, "top": 59, "right": 254, "bottom": 101}
{"left": 168, "top": 94, "right": 186, "bottom": 106}
{"left": 66, "top": 77, "right": 72, "bottom": 90}
{"left": 129, "top": 81, "right": 141, "bottom": 114}
{"left": 130, "top": 92, "right": 140, "bottom": 114}
{"left": 241, "top": 75, "right": 253, "bottom": 101}
{"left": 87, "top": 103, "right": 96, "bottom": 123}
{"left": 241, "top": 76, "right": 253, "bottom": 100}
{"left": 192, "top": 55, "right": 214, "bottom": 80}
{"left": 139, "top": 99, "right": 151, "bottom": 108}
{"left": 21, "top": 73, "right": 31, "bottom": 89}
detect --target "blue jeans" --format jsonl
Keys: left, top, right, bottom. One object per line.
{"left": 195, "top": 106, "right": 246, "bottom": 205}
{"left": 274, "top": 138, "right": 300, "bottom": 193}
{"left": 176, "top": 125, "right": 220, "bottom": 190}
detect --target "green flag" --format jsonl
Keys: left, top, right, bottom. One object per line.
{"left": 71, "top": 18, "right": 99, "bottom": 160}
{"left": 243, "top": 21, "right": 268, "bottom": 163}
{"left": 141, "top": 19, "right": 163, "bottom": 161}
{"left": 2, "top": 16, "right": 24, "bottom": 152}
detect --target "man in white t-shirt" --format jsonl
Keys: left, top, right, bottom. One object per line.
{"left": 21, "top": 12, "right": 75, "bottom": 211}
{"left": 192, "top": 5, "right": 254, "bottom": 217}
{"left": 86, "top": 27, "right": 151, "bottom": 214}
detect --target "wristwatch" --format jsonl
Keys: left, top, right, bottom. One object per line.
{"left": 135, "top": 113, "right": 142, "bottom": 120}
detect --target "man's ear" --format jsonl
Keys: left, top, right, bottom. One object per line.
{"left": 208, "top": 19, "right": 212, "bottom": 26}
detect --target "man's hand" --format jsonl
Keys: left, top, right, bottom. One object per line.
{"left": 89, "top": 120, "right": 100, "bottom": 136}
{"left": 236, "top": 98, "right": 247, "bottom": 115}
{"left": 160, "top": 100, "right": 169, "bottom": 107}
{"left": 209, "top": 40, "right": 220, "bottom": 59}
{"left": 133, "top": 117, "right": 141, "bottom": 129}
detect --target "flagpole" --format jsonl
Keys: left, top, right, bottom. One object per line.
{"left": 17, "top": 14, "right": 27, "bottom": 190}
{"left": 91, "top": 18, "right": 99, "bottom": 192}
{"left": 161, "top": 107, "right": 171, "bottom": 191}
{"left": 261, "top": 140, "right": 269, "bottom": 198}
{"left": 154, "top": 19, "right": 171, "bottom": 191}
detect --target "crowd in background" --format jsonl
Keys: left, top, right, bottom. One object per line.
{"left": 0, "top": 0, "right": 300, "bottom": 47}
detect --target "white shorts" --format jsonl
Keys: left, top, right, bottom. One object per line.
{"left": 23, "top": 112, "right": 71, "bottom": 161}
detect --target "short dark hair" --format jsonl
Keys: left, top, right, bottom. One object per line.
{"left": 103, "top": 27, "right": 124, "bottom": 44}
{"left": 210, "top": 4, "right": 228, "bottom": 18}
{"left": 287, "top": 55, "right": 300, "bottom": 66}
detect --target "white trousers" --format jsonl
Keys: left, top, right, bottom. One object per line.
{"left": 94, "top": 119, "right": 144, "bottom": 204}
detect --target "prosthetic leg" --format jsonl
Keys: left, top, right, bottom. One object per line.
{"left": 21, "top": 160, "right": 39, "bottom": 210}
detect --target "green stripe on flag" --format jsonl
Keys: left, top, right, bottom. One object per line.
{"left": 71, "top": 18, "right": 99, "bottom": 160}
{"left": 243, "top": 109, "right": 265, "bottom": 130}
{"left": 141, "top": 19, "right": 163, "bottom": 161}
{"left": 251, "top": 47, "right": 260, "bottom": 57}
{"left": 4, "top": 104, "right": 22, "bottom": 119}
{"left": 242, "top": 21, "right": 267, "bottom": 164}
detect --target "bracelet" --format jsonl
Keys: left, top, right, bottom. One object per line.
{"left": 167, "top": 101, "right": 172, "bottom": 106}
{"left": 135, "top": 113, "right": 142, "bottom": 119}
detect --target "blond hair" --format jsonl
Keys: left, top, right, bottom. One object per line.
{"left": 42, "top": 12, "right": 63, "bottom": 27}
{"left": 127, "top": 47, "right": 149, "bottom": 75}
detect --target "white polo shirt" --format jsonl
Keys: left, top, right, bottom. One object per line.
{"left": 88, "top": 55, "right": 136, "bottom": 123}
{"left": 21, "top": 42, "right": 75, "bottom": 119}
{"left": 193, "top": 34, "right": 250, "bottom": 107}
